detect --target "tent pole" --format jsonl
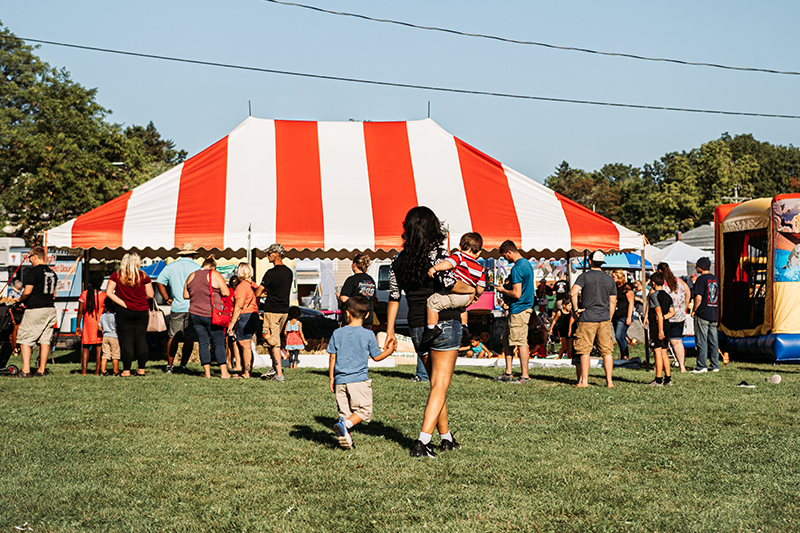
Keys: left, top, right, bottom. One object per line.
{"left": 246, "top": 224, "right": 252, "bottom": 264}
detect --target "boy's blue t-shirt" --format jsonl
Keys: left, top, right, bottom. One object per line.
{"left": 98, "top": 312, "right": 118, "bottom": 339}
{"left": 327, "top": 326, "right": 382, "bottom": 385}
{"left": 507, "top": 258, "right": 534, "bottom": 314}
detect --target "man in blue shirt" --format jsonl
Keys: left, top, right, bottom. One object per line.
{"left": 494, "top": 240, "right": 535, "bottom": 383}
{"left": 155, "top": 244, "right": 201, "bottom": 374}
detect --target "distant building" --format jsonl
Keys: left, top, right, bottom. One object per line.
{"left": 655, "top": 222, "right": 714, "bottom": 253}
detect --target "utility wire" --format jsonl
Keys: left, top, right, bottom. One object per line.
{"left": 19, "top": 37, "right": 800, "bottom": 119}
{"left": 263, "top": 0, "right": 800, "bottom": 77}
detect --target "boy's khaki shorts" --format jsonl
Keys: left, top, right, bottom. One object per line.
{"left": 573, "top": 321, "right": 614, "bottom": 357}
{"left": 427, "top": 292, "right": 473, "bottom": 313}
{"left": 102, "top": 337, "right": 121, "bottom": 360}
{"left": 335, "top": 379, "right": 373, "bottom": 423}
{"left": 262, "top": 312, "right": 287, "bottom": 348}
{"left": 16, "top": 307, "right": 56, "bottom": 346}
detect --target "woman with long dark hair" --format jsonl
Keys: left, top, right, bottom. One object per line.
{"left": 658, "top": 262, "right": 691, "bottom": 373}
{"left": 611, "top": 269, "right": 635, "bottom": 360}
{"left": 385, "top": 206, "right": 462, "bottom": 458}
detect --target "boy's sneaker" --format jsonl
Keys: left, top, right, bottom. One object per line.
{"left": 420, "top": 326, "right": 443, "bottom": 350}
{"left": 164, "top": 365, "right": 173, "bottom": 374}
{"left": 440, "top": 436, "right": 461, "bottom": 452}
{"left": 272, "top": 374, "right": 285, "bottom": 382}
{"left": 691, "top": 368, "right": 708, "bottom": 373}
{"left": 645, "top": 380, "right": 663, "bottom": 387}
{"left": 333, "top": 417, "right": 353, "bottom": 449}
{"left": 410, "top": 440, "right": 437, "bottom": 458}
{"left": 495, "top": 373, "right": 513, "bottom": 382}
{"left": 173, "top": 366, "right": 187, "bottom": 374}
{"left": 260, "top": 368, "right": 278, "bottom": 380}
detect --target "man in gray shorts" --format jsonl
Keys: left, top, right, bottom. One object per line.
{"left": 13, "top": 246, "right": 58, "bottom": 378}
{"left": 155, "top": 244, "right": 201, "bottom": 373}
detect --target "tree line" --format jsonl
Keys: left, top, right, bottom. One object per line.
{"left": 545, "top": 135, "right": 800, "bottom": 244}
{"left": 0, "top": 23, "right": 186, "bottom": 241}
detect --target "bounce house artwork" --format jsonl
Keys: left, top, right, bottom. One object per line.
{"left": 716, "top": 193, "right": 800, "bottom": 362}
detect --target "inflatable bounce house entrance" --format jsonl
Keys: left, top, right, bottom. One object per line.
{"left": 716, "top": 194, "right": 800, "bottom": 362}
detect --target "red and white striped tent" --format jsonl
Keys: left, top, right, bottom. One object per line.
{"left": 47, "top": 117, "right": 642, "bottom": 258}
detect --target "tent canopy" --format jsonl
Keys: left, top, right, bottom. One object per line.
{"left": 657, "top": 241, "right": 711, "bottom": 277}
{"left": 47, "top": 117, "right": 642, "bottom": 259}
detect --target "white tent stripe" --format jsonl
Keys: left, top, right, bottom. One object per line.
{"left": 225, "top": 118, "right": 277, "bottom": 250}
{"left": 122, "top": 162, "right": 183, "bottom": 250}
{"left": 318, "top": 121, "right": 375, "bottom": 251}
{"left": 504, "top": 165, "right": 571, "bottom": 252}
{"left": 407, "top": 119, "right": 472, "bottom": 241}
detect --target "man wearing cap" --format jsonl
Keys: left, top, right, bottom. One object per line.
{"left": 155, "top": 244, "right": 201, "bottom": 374}
{"left": 570, "top": 251, "right": 617, "bottom": 387}
{"left": 255, "top": 244, "right": 293, "bottom": 382}
{"left": 494, "top": 240, "right": 535, "bottom": 383}
{"left": 691, "top": 257, "right": 720, "bottom": 373}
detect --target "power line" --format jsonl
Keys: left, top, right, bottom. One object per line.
{"left": 19, "top": 36, "right": 800, "bottom": 119}
{"left": 263, "top": 0, "right": 800, "bottom": 77}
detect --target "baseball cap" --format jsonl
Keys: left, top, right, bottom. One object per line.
{"left": 696, "top": 257, "right": 711, "bottom": 270}
{"left": 590, "top": 250, "right": 605, "bottom": 264}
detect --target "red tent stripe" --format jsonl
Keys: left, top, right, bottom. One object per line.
{"left": 455, "top": 137, "right": 521, "bottom": 249}
{"left": 364, "top": 122, "right": 418, "bottom": 250}
{"left": 174, "top": 136, "right": 228, "bottom": 249}
{"left": 72, "top": 190, "right": 133, "bottom": 249}
{"left": 555, "top": 192, "right": 620, "bottom": 250}
{"left": 275, "top": 121, "right": 324, "bottom": 249}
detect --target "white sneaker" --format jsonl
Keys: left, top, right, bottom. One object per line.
{"left": 691, "top": 368, "right": 708, "bottom": 373}
{"left": 711, "top": 368, "right": 720, "bottom": 372}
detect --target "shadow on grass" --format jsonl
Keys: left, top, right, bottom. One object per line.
{"left": 372, "top": 369, "right": 415, "bottom": 380}
{"left": 289, "top": 424, "right": 339, "bottom": 449}
{"left": 453, "top": 368, "right": 500, "bottom": 381}
{"left": 288, "top": 415, "right": 415, "bottom": 450}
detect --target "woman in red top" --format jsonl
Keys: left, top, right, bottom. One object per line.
{"left": 106, "top": 252, "right": 154, "bottom": 377}
{"left": 76, "top": 271, "right": 107, "bottom": 375}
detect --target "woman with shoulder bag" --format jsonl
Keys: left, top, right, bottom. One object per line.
{"left": 184, "top": 256, "right": 231, "bottom": 378}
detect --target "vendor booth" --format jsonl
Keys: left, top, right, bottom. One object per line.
{"left": 715, "top": 194, "right": 800, "bottom": 362}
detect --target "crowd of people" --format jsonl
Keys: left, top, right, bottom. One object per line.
{"left": 6, "top": 207, "right": 721, "bottom": 457}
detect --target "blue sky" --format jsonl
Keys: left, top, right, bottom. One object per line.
{"left": 3, "top": 1, "right": 799, "bottom": 184}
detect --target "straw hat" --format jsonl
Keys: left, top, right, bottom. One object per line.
{"left": 177, "top": 243, "right": 198, "bottom": 256}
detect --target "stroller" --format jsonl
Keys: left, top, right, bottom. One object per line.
{"left": 0, "top": 303, "right": 21, "bottom": 376}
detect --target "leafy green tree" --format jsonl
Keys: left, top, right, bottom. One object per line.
{"left": 545, "top": 161, "right": 621, "bottom": 220}
{"left": 0, "top": 24, "right": 182, "bottom": 240}
{"left": 125, "top": 121, "right": 187, "bottom": 177}
{"left": 723, "top": 133, "right": 800, "bottom": 197}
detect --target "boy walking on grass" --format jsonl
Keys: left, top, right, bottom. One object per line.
{"left": 328, "top": 295, "right": 397, "bottom": 449}
{"left": 646, "top": 272, "right": 675, "bottom": 386}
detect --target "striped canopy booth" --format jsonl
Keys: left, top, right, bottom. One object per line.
{"left": 47, "top": 117, "right": 642, "bottom": 258}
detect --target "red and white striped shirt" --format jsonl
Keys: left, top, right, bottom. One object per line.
{"left": 446, "top": 251, "right": 486, "bottom": 288}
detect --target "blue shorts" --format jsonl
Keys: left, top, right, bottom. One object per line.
{"left": 410, "top": 319, "right": 462, "bottom": 352}
{"left": 235, "top": 312, "right": 260, "bottom": 341}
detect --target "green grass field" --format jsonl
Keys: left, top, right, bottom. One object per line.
{"left": 2, "top": 347, "right": 799, "bottom": 533}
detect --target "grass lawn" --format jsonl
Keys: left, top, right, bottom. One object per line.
{"left": 2, "top": 346, "right": 799, "bottom": 532}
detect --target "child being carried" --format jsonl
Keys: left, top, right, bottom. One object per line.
{"left": 422, "top": 232, "right": 485, "bottom": 348}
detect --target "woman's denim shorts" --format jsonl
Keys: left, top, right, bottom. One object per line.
{"left": 410, "top": 319, "right": 462, "bottom": 352}
{"left": 235, "top": 312, "right": 260, "bottom": 341}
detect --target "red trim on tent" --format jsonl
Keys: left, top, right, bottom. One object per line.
{"left": 275, "top": 121, "right": 324, "bottom": 249}
{"left": 364, "top": 122, "right": 418, "bottom": 250}
{"left": 175, "top": 136, "right": 228, "bottom": 249}
{"left": 72, "top": 191, "right": 133, "bottom": 249}
{"left": 455, "top": 137, "right": 521, "bottom": 249}
{"left": 556, "top": 192, "right": 619, "bottom": 250}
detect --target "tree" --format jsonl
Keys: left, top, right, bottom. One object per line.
{"left": 545, "top": 161, "right": 621, "bottom": 220}
{"left": 125, "top": 121, "right": 187, "bottom": 177}
{"left": 0, "top": 24, "right": 183, "bottom": 240}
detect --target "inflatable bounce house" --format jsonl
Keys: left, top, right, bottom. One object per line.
{"left": 716, "top": 193, "right": 800, "bottom": 362}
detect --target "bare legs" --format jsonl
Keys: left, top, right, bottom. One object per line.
{"left": 80, "top": 345, "right": 101, "bottom": 375}
{"left": 20, "top": 343, "right": 50, "bottom": 375}
{"left": 669, "top": 338, "right": 687, "bottom": 373}
{"left": 577, "top": 353, "right": 614, "bottom": 387}
{"left": 419, "top": 349, "right": 459, "bottom": 436}
{"left": 236, "top": 339, "right": 252, "bottom": 378}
